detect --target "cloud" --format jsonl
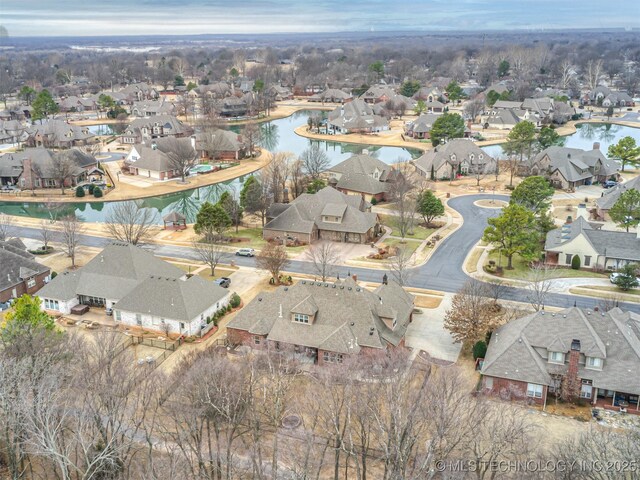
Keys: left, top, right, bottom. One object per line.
{"left": 2, "top": 0, "right": 639, "bottom": 36}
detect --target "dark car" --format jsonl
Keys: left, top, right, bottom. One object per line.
{"left": 603, "top": 180, "right": 618, "bottom": 189}
{"left": 215, "top": 277, "right": 231, "bottom": 288}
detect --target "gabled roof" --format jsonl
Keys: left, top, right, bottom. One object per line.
{"left": 26, "top": 120, "right": 95, "bottom": 145}
{"left": 534, "top": 146, "right": 619, "bottom": 182}
{"left": 0, "top": 242, "right": 50, "bottom": 293}
{"left": 482, "top": 307, "right": 640, "bottom": 395}
{"left": 125, "top": 115, "right": 189, "bottom": 137}
{"left": 114, "top": 275, "right": 229, "bottom": 322}
{"left": 596, "top": 175, "right": 640, "bottom": 211}
{"left": 38, "top": 243, "right": 184, "bottom": 301}
{"left": 228, "top": 278, "right": 414, "bottom": 354}
{"left": 0, "top": 148, "right": 96, "bottom": 180}
{"left": 413, "top": 139, "right": 495, "bottom": 175}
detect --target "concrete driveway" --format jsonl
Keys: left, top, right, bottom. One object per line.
{"left": 405, "top": 294, "right": 462, "bottom": 363}
{"left": 291, "top": 240, "right": 373, "bottom": 264}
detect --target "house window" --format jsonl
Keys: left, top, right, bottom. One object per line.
{"left": 548, "top": 351, "right": 564, "bottom": 364}
{"left": 565, "top": 254, "right": 572, "bottom": 265}
{"left": 584, "top": 256, "right": 591, "bottom": 267}
{"left": 527, "top": 383, "right": 543, "bottom": 398}
{"left": 27, "top": 278, "right": 36, "bottom": 288}
{"left": 115, "top": 310, "right": 122, "bottom": 321}
{"left": 293, "top": 313, "right": 309, "bottom": 324}
{"left": 323, "top": 351, "right": 343, "bottom": 363}
{"left": 135, "top": 313, "right": 142, "bottom": 325}
{"left": 253, "top": 336, "right": 261, "bottom": 345}
{"left": 179, "top": 322, "right": 185, "bottom": 330}
{"left": 586, "top": 357, "right": 603, "bottom": 369}
{"left": 485, "top": 377, "right": 493, "bottom": 389}
{"left": 580, "top": 384, "right": 593, "bottom": 399}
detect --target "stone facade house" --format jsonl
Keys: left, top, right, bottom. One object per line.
{"left": 404, "top": 113, "right": 440, "bottom": 139}
{"left": 527, "top": 145, "right": 619, "bottom": 190}
{"left": 413, "top": 139, "right": 496, "bottom": 181}
{"left": 130, "top": 100, "right": 175, "bottom": 117}
{"left": 326, "top": 154, "right": 397, "bottom": 202}
{"left": 0, "top": 240, "right": 51, "bottom": 303}
{"left": 308, "top": 89, "right": 353, "bottom": 104}
{"left": 227, "top": 277, "right": 414, "bottom": 365}
{"left": 120, "top": 115, "right": 190, "bottom": 144}
{"left": 481, "top": 307, "right": 640, "bottom": 413}
{"left": 123, "top": 141, "right": 186, "bottom": 180}
{"left": 193, "top": 129, "right": 248, "bottom": 161}
{"left": 263, "top": 186, "right": 381, "bottom": 244}
{"left": 327, "top": 99, "right": 389, "bottom": 134}
{"left": 25, "top": 120, "right": 95, "bottom": 149}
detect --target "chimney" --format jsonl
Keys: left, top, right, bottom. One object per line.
{"left": 593, "top": 142, "right": 600, "bottom": 150}
{"left": 565, "top": 215, "right": 573, "bottom": 224}
{"left": 567, "top": 338, "right": 581, "bottom": 397}
{"left": 382, "top": 273, "right": 388, "bottom": 285}
{"left": 22, "top": 157, "right": 34, "bottom": 191}
{"left": 352, "top": 274, "right": 358, "bottom": 283}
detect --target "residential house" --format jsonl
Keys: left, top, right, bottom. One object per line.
{"left": 0, "top": 120, "right": 28, "bottom": 145}
{"left": 123, "top": 139, "right": 194, "bottom": 180}
{"left": 371, "top": 94, "right": 416, "bottom": 115}
{"left": 0, "top": 240, "right": 51, "bottom": 303}
{"left": 544, "top": 214, "right": 640, "bottom": 270}
{"left": 25, "top": 120, "right": 95, "bottom": 149}
{"left": 193, "top": 129, "right": 247, "bottom": 161}
{"left": 113, "top": 275, "right": 231, "bottom": 336}
{"left": 422, "top": 100, "right": 445, "bottom": 113}
{"left": 120, "top": 83, "right": 159, "bottom": 102}
{"left": 360, "top": 85, "right": 396, "bottom": 104}
{"left": 308, "top": 89, "right": 353, "bottom": 104}
{"left": 58, "top": 96, "right": 96, "bottom": 113}
{"left": 130, "top": 100, "right": 175, "bottom": 117}
{"left": 413, "top": 87, "right": 444, "bottom": 103}
{"left": 263, "top": 186, "right": 381, "bottom": 244}
{"left": 268, "top": 85, "right": 293, "bottom": 101}
{"left": 404, "top": 113, "right": 440, "bottom": 139}
{"left": 595, "top": 175, "right": 640, "bottom": 220}
{"left": 480, "top": 108, "right": 525, "bottom": 129}
{"left": 227, "top": 277, "right": 414, "bottom": 365}
{"left": 413, "top": 139, "right": 497, "bottom": 181}
{"left": 527, "top": 145, "right": 619, "bottom": 190}
{"left": 120, "top": 115, "right": 190, "bottom": 144}
{"left": 481, "top": 307, "right": 640, "bottom": 414}
{"left": 0, "top": 148, "right": 97, "bottom": 190}
{"left": 584, "top": 86, "right": 634, "bottom": 107}
{"left": 215, "top": 96, "right": 250, "bottom": 117}
{"left": 188, "top": 82, "right": 232, "bottom": 99}
{"left": 327, "top": 99, "right": 389, "bottom": 134}
{"left": 325, "top": 153, "right": 397, "bottom": 202}
{"left": 38, "top": 243, "right": 185, "bottom": 314}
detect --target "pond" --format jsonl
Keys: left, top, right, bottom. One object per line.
{"left": 86, "top": 123, "right": 120, "bottom": 135}
{"left": 0, "top": 110, "right": 421, "bottom": 224}
{"left": 481, "top": 123, "right": 640, "bottom": 158}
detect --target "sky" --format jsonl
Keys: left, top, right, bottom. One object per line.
{"left": 2, "top": 0, "right": 639, "bottom": 37}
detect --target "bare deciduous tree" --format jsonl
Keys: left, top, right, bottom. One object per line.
{"left": 49, "top": 151, "right": 78, "bottom": 195}
{"left": 256, "top": 242, "right": 290, "bottom": 284}
{"left": 388, "top": 246, "right": 413, "bottom": 286}
{"left": 525, "top": 263, "right": 555, "bottom": 311}
{"left": 300, "top": 143, "right": 330, "bottom": 179}
{"left": 305, "top": 241, "right": 341, "bottom": 281}
{"left": 464, "top": 96, "right": 485, "bottom": 122}
{"left": 60, "top": 215, "right": 84, "bottom": 268}
{"left": 585, "top": 59, "right": 603, "bottom": 90}
{"left": 242, "top": 121, "right": 262, "bottom": 157}
{"left": 0, "top": 212, "right": 14, "bottom": 242}
{"left": 105, "top": 200, "right": 158, "bottom": 245}
{"left": 38, "top": 219, "right": 54, "bottom": 250}
{"left": 158, "top": 138, "right": 198, "bottom": 183}
{"left": 389, "top": 161, "right": 417, "bottom": 240}
{"left": 191, "top": 239, "right": 226, "bottom": 277}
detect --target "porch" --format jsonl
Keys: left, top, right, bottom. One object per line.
{"left": 592, "top": 388, "right": 640, "bottom": 415}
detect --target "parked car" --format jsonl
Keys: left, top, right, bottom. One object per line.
{"left": 603, "top": 180, "right": 619, "bottom": 189}
{"left": 215, "top": 277, "right": 231, "bottom": 288}
{"left": 235, "top": 248, "right": 255, "bottom": 257}
{"left": 610, "top": 272, "right": 640, "bottom": 285}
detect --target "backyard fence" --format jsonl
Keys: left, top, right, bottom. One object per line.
{"left": 131, "top": 335, "right": 179, "bottom": 351}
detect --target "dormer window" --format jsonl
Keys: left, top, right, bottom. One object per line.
{"left": 586, "top": 356, "right": 603, "bottom": 370}
{"left": 293, "top": 313, "right": 309, "bottom": 324}
{"left": 548, "top": 351, "right": 564, "bottom": 364}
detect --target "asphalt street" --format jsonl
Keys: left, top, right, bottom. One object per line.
{"left": 11, "top": 194, "right": 640, "bottom": 313}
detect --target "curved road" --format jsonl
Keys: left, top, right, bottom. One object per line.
{"left": 11, "top": 194, "right": 640, "bottom": 313}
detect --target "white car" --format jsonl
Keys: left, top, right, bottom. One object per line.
{"left": 235, "top": 248, "right": 255, "bottom": 257}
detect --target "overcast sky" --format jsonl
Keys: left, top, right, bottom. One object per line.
{"left": 2, "top": 0, "right": 639, "bottom": 37}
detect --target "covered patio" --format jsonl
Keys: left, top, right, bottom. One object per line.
{"left": 163, "top": 211, "right": 187, "bottom": 231}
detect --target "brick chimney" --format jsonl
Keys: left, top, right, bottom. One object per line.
{"left": 22, "top": 157, "right": 34, "bottom": 191}
{"left": 567, "top": 339, "right": 581, "bottom": 391}
{"left": 593, "top": 142, "right": 600, "bottom": 150}
{"left": 352, "top": 274, "right": 358, "bottom": 283}
{"left": 382, "top": 273, "right": 388, "bottom": 285}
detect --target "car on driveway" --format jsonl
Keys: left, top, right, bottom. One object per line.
{"left": 235, "top": 248, "right": 255, "bottom": 257}
{"left": 215, "top": 277, "right": 231, "bottom": 288}
{"left": 603, "top": 180, "right": 619, "bottom": 189}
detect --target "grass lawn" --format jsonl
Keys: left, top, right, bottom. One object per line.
{"left": 484, "top": 250, "right": 609, "bottom": 281}
{"left": 382, "top": 238, "right": 422, "bottom": 256}
{"left": 578, "top": 285, "right": 640, "bottom": 296}
{"left": 380, "top": 214, "right": 438, "bottom": 240}
{"left": 465, "top": 247, "right": 484, "bottom": 274}
{"left": 198, "top": 267, "right": 238, "bottom": 281}
{"left": 226, "top": 227, "right": 307, "bottom": 255}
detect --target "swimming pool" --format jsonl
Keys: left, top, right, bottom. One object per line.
{"left": 190, "top": 164, "right": 214, "bottom": 174}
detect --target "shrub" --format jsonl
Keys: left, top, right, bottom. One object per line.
{"left": 75, "top": 186, "right": 85, "bottom": 197}
{"left": 51, "top": 271, "right": 58, "bottom": 279}
{"left": 370, "top": 198, "right": 378, "bottom": 205}
{"left": 93, "top": 188, "right": 103, "bottom": 198}
{"left": 571, "top": 255, "right": 581, "bottom": 270}
{"left": 230, "top": 293, "right": 241, "bottom": 308}
{"left": 473, "top": 340, "right": 487, "bottom": 360}
{"left": 87, "top": 184, "right": 95, "bottom": 194}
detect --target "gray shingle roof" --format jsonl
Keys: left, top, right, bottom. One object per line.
{"left": 114, "top": 275, "right": 229, "bottom": 322}
{"left": 0, "top": 242, "right": 50, "bottom": 293}
{"left": 413, "top": 139, "right": 495, "bottom": 175}
{"left": 0, "top": 148, "right": 97, "bottom": 180}
{"left": 264, "top": 187, "right": 377, "bottom": 235}
{"left": 26, "top": 120, "right": 95, "bottom": 146}
{"left": 328, "top": 154, "right": 392, "bottom": 195}
{"left": 228, "top": 278, "right": 414, "bottom": 354}
{"left": 38, "top": 243, "right": 184, "bottom": 301}
{"left": 545, "top": 217, "right": 640, "bottom": 262}
{"left": 596, "top": 175, "right": 640, "bottom": 211}
{"left": 482, "top": 307, "right": 640, "bottom": 395}
{"left": 533, "top": 146, "right": 619, "bottom": 183}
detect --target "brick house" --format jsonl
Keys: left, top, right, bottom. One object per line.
{"left": 227, "top": 277, "right": 414, "bottom": 365}
{"left": 481, "top": 307, "right": 640, "bottom": 413}
{"left": 120, "top": 115, "right": 191, "bottom": 145}
{"left": 0, "top": 240, "right": 51, "bottom": 303}
{"left": 325, "top": 153, "right": 398, "bottom": 203}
